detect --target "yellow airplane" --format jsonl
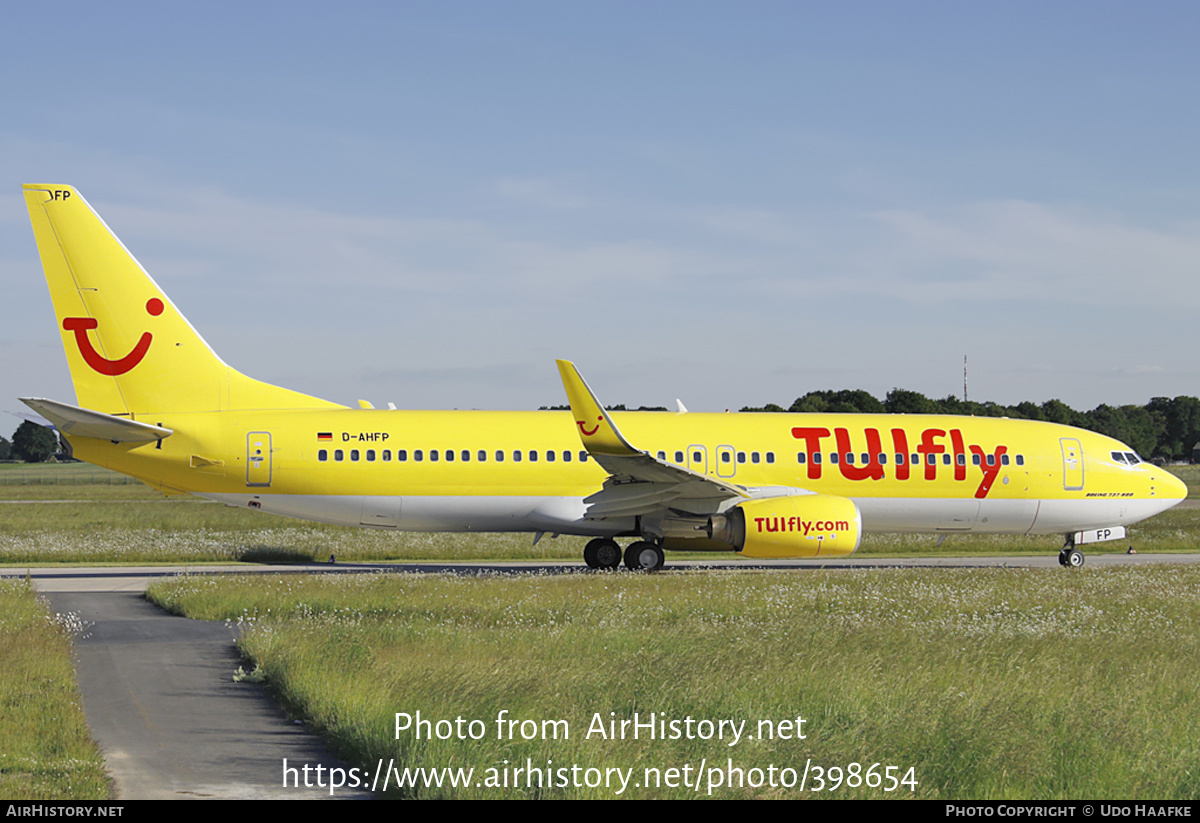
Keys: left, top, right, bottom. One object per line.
{"left": 20, "top": 184, "right": 1188, "bottom": 571}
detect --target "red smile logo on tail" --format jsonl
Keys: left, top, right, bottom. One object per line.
{"left": 577, "top": 415, "right": 603, "bottom": 436}
{"left": 63, "top": 298, "right": 164, "bottom": 376}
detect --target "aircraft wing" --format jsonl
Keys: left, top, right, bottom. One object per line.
{"left": 556, "top": 360, "right": 748, "bottom": 519}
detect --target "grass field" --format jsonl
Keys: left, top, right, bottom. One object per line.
{"left": 147, "top": 566, "right": 1200, "bottom": 799}
{"left": 0, "top": 578, "right": 109, "bottom": 800}
{"left": 0, "top": 462, "right": 143, "bottom": 487}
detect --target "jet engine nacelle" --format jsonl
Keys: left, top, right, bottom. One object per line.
{"left": 709, "top": 494, "right": 862, "bottom": 558}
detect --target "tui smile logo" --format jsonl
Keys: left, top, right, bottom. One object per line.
{"left": 576, "top": 416, "right": 602, "bottom": 436}
{"left": 63, "top": 298, "right": 164, "bottom": 375}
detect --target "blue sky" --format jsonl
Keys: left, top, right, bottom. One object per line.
{"left": 4, "top": 1, "right": 1200, "bottom": 415}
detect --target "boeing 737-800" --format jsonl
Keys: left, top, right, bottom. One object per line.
{"left": 19, "top": 184, "right": 1187, "bottom": 570}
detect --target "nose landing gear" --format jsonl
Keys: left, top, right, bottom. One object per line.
{"left": 1058, "top": 535, "right": 1084, "bottom": 567}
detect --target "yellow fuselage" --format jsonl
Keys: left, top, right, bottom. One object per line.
{"left": 71, "top": 409, "right": 1185, "bottom": 538}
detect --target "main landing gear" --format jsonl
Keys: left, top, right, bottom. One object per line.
{"left": 1058, "top": 535, "right": 1084, "bottom": 568}
{"left": 582, "top": 538, "right": 665, "bottom": 572}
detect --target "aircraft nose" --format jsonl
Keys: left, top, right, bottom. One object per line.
{"left": 1164, "top": 470, "right": 1189, "bottom": 501}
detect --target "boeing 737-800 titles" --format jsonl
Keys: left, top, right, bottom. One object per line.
{"left": 19, "top": 185, "right": 1187, "bottom": 570}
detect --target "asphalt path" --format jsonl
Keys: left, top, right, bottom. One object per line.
{"left": 33, "top": 574, "right": 372, "bottom": 800}
{"left": 22, "top": 551, "right": 1200, "bottom": 800}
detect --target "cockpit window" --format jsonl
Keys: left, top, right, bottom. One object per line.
{"left": 1111, "top": 451, "right": 1128, "bottom": 464}
{"left": 1124, "top": 452, "right": 1141, "bottom": 465}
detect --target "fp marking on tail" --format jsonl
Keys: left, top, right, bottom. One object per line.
{"left": 62, "top": 298, "right": 164, "bottom": 376}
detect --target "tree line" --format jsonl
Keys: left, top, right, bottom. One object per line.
{"left": 740, "top": 391, "right": 1200, "bottom": 462}
{"left": 1, "top": 421, "right": 60, "bottom": 463}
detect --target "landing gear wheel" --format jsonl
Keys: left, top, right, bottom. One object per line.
{"left": 584, "top": 538, "right": 621, "bottom": 570}
{"left": 624, "top": 541, "right": 665, "bottom": 572}
{"left": 1063, "top": 548, "right": 1085, "bottom": 568}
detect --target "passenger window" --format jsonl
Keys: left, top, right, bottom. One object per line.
{"left": 766, "top": 452, "right": 775, "bottom": 464}
{"left": 415, "top": 450, "right": 424, "bottom": 462}
{"left": 694, "top": 451, "right": 702, "bottom": 462}
{"left": 722, "top": 453, "right": 731, "bottom": 464}
{"left": 737, "top": 452, "right": 746, "bottom": 464}
{"left": 674, "top": 451, "right": 684, "bottom": 463}
{"left": 927, "top": 455, "right": 936, "bottom": 466}
{"left": 383, "top": 450, "right": 391, "bottom": 462}
{"left": 813, "top": 453, "right": 822, "bottom": 464}
{"left": 366, "top": 449, "right": 375, "bottom": 461}
{"left": 752, "top": 452, "right": 760, "bottom": 464}
{"left": 318, "top": 449, "right": 328, "bottom": 462}
{"left": 910, "top": 453, "right": 919, "bottom": 465}
{"left": 797, "top": 452, "right": 807, "bottom": 464}
{"left": 350, "top": 449, "right": 360, "bottom": 461}
{"left": 1001, "top": 455, "right": 1009, "bottom": 466}
{"left": 657, "top": 451, "right": 666, "bottom": 460}
{"left": 860, "top": 453, "right": 868, "bottom": 464}
{"left": 335, "top": 449, "right": 344, "bottom": 461}
{"left": 895, "top": 453, "right": 905, "bottom": 465}
{"left": 987, "top": 454, "right": 995, "bottom": 466}
{"left": 529, "top": 450, "right": 538, "bottom": 462}
{"left": 845, "top": 453, "right": 854, "bottom": 465}
{"left": 957, "top": 454, "right": 965, "bottom": 466}
{"left": 430, "top": 450, "right": 439, "bottom": 462}
{"left": 830, "top": 453, "right": 839, "bottom": 464}
{"left": 1016, "top": 455, "right": 1025, "bottom": 466}
{"left": 878, "top": 453, "right": 887, "bottom": 464}
{"left": 547, "top": 451, "right": 555, "bottom": 462}
{"left": 580, "top": 452, "right": 588, "bottom": 462}
{"left": 478, "top": 450, "right": 486, "bottom": 462}
{"left": 445, "top": 450, "right": 454, "bottom": 462}
{"left": 942, "top": 454, "right": 951, "bottom": 465}
{"left": 495, "top": 451, "right": 504, "bottom": 462}
{"left": 563, "top": 451, "right": 571, "bottom": 462}
{"left": 462, "top": 450, "right": 470, "bottom": 462}
{"left": 398, "top": 450, "right": 408, "bottom": 462}
{"left": 514, "top": 450, "right": 522, "bottom": 462}
{"left": 972, "top": 454, "right": 981, "bottom": 466}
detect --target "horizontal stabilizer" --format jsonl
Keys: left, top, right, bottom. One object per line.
{"left": 19, "top": 398, "right": 172, "bottom": 443}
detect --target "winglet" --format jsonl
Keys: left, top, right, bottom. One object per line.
{"left": 556, "top": 360, "right": 640, "bottom": 457}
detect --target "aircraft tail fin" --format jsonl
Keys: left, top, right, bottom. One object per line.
{"left": 23, "top": 185, "right": 342, "bottom": 416}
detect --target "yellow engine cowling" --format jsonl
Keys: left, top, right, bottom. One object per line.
{"left": 709, "top": 495, "right": 862, "bottom": 558}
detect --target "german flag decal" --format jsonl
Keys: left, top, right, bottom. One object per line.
{"left": 317, "top": 432, "right": 333, "bottom": 441}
